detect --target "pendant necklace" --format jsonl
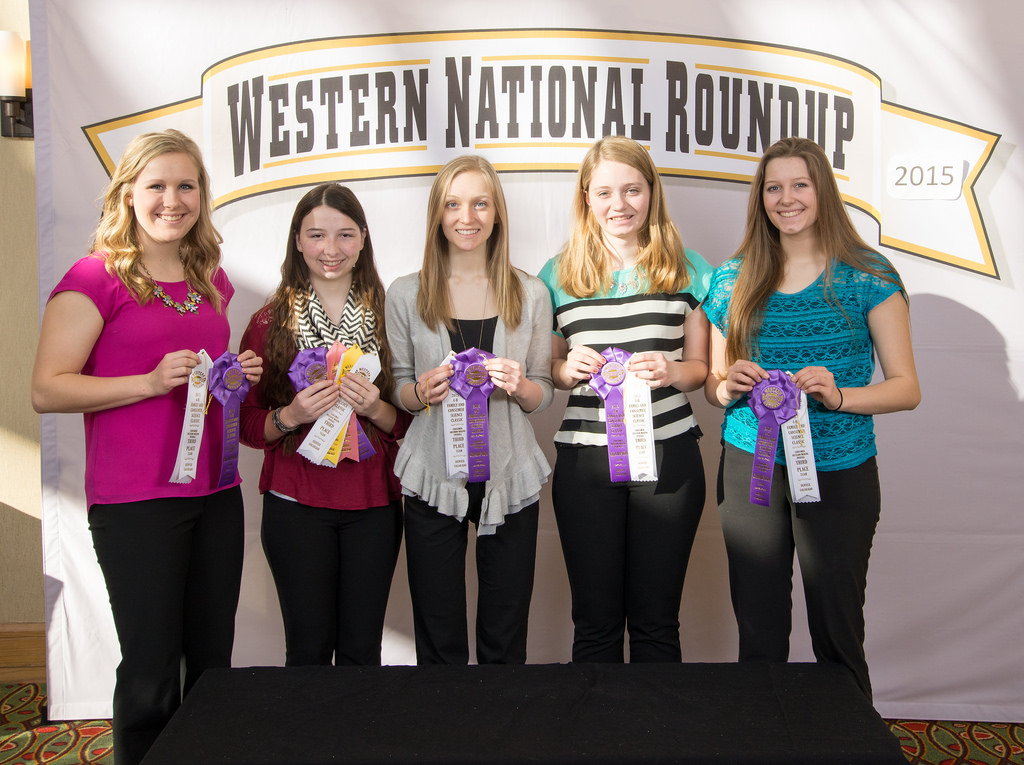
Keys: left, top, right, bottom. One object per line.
{"left": 611, "top": 269, "right": 640, "bottom": 296}
{"left": 455, "top": 283, "right": 488, "bottom": 351}
{"left": 141, "top": 260, "right": 203, "bottom": 316}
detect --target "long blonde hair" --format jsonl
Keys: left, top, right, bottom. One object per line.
{"left": 93, "top": 129, "right": 224, "bottom": 311}
{"left": 725, "top": 136, "right": 904, "bottom": 364}
{"left": 416, "top": 155, "right": 524, "bottom": 330}
{"left": 557, "top": 135, "right": 691, "bottom": 298}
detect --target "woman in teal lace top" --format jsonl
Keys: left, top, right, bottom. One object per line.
{"left": 702, "top": 137, "right": 920, "bottom": 699}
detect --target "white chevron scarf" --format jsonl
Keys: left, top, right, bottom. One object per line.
{"left": 295, "top": 288, "right": 378, "bottom": 354}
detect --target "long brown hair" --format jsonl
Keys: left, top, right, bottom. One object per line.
{"left": 260, "top": 184, "right": 394, "bottom": 449}
{"left": 557, "top": 135, "right": 691, "bottom": 298}
{"left": 416, "top": 155, "right": 524, "bottom": 330}
{"left": 725, "top": 136, "right": 904, "bottom": 364}
{"left": 93, "top": 129, "right": 224, "bottom": 311}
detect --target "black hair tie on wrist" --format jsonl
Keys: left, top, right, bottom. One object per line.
{"left": 829, "top": 387, "right": 844, "bottom": 412}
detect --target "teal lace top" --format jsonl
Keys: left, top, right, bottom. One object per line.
{"left": 703, "top": 255, "right": 903, "bottom": 471}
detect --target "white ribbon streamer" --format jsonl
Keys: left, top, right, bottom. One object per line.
{"left": 170, "top": 349, "right": 212, "bottom": 484}
{"left": 781, "top": 390, "right": 821, "bottom": 503}
{"left": 623, "top": 369, "right": 658, "bottom": 482}
{"left": 439, "top": 352, "right": 469, "bottom": 479}
{"left": 442, "top": 394, "right": 469, "bottom": 480}
{"left": 297, "top": 353, "right": 381, "bottom": 466}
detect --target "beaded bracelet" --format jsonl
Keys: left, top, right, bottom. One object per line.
{"left": 272, "top": 406, "right": 300, "bottom": 433}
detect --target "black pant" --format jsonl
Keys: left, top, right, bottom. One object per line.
{"left": 552, "top": 434, "right": 705, "bottom": 663}
{"left": 89, "top": 487, "right": 244, "bottom": 765}
{"left": 716, "top": 442, "right": 881, "bottom": 699}
{"left": 261, "top": 493, "right": 402, "bottom": 666}
{"left": 403, "top": 484, "right": 538, "bottom": 665}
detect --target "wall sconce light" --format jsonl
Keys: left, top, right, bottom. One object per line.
{"left": 0, "top": 30, "right": 33, "bottom": 139}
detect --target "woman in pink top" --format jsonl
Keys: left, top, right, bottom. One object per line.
{"left": 32, "top": 129, "right": 261, "bottom": 765}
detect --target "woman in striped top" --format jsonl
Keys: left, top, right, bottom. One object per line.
{"left": 538, "top": 136, "right": 711, "bottom": 662}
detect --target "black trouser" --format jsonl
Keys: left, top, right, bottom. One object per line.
{"left": 403, "top": 483, "right": 538, "bottom": 665}
{"left": 716, "top": 442, "right": 881, "bottom": 699}
{"left": 553, "top": 434, "right": 705, "bottom": 663}
{"left": 89, "top": 487, "right": 244, "bottom": 765}
{"left": 261, "top": 493, "right": 402, "bottom": 666}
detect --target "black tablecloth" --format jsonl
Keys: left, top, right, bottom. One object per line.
{"left": 143, "top": 662, "right": 907, "bottom": 764}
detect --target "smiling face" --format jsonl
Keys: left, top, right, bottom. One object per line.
{"left": 586, "top": 159, "right": 651, "bottom": 250}
{"left": 128, "top": 152, "right": 201, "bottom": 254}
{"left": 441, "top": 170, "right": 496, "bottom": 257}
{"left": 295, "top": 204, "right": 366, "bottom": 289}
{"left": 762, "top": 156, "right": 819, "bottom": 241}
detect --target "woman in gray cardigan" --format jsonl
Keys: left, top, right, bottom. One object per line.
{"left": 385, "top": 155, "right": 553, "bottom": 664}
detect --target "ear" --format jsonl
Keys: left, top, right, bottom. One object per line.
{"left": 294, "top": 232, "right": 303, "bottom": 253}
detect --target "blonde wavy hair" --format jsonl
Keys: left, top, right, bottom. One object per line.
{"left": 416, "top": 155, "right": 523, "bottom": 330}
{"left": 557, "top": 135, "right": 691, "bottom": 298}
{"left": 93, "top": 129, "right": 225, "bottom": 312}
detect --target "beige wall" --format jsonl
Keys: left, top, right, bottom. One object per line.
{"left": 0, "top": 0, "right": 44, "bottom": 623}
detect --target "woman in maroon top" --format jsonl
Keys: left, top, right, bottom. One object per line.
{"left": 240, "top": 183, "right": 409, "bottom": 666}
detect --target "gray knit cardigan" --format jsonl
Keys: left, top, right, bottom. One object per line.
{"left": 384, "top": 270, "right": 554, "bottom": 535}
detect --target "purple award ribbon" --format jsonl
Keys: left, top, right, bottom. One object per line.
{"left": 291, "top": 347, "right": 378, "bottom": 463}
{"left": 747, "top": 370, "right": 800, "bottom": 506}
{"left": 209, "top": 351, "right": 252, "bottom": 488}
{"left": 288, "top": 347, "right": 330, "bottom": 392}
{"left": 355, "top": 419, "right": 377, "bottom": 461}
{"left": 449, "top": 348, "right": 496, "bottom": 483}
{"left": 589, "top": 347, "right": 633, "bottom": 482}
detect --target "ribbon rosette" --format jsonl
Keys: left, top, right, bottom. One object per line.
{"left": 589, "top": 347, "right": 633, "bottom": 482}
{"left": 288, "top": 347, "right": 329, "bottom": 391}
{"left": 449, "top": 348, "right": 496, "bottom": 483}
{"left": 209, "top": 351, "right": 252, "bottom": 487}
{"left": 747, "top": 369, "right": 801, "bottom": 506}
{"left": 290, "top": 345, "right": 378, "bottom": 464}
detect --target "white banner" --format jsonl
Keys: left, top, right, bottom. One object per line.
{"left": 33, "top": 0, "right": 1024, "bottom": 724}
{"left": 83, "top": 29, "right": 998, "bottom": 277}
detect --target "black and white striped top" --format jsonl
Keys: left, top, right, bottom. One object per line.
{"left": 538, "top": 251, "right": 712, "bottom": 446}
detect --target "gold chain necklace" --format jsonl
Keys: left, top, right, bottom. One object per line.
{"left": 140, "top": 261, "right": 203, "bottom": 316}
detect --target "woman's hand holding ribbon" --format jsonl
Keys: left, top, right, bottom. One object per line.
{"left": 484, "top": 357, "right": 524, "bottom": 395}
{"left": 282, "top": 379, "right": 340, "bottom": 430}
{"left": 564, "top": 345, "right": 606, "bottom": 384}
{"left": 148, "top": 350, "right": 201, "bottom": 396}
{"left": 485, "top": 356, "right": 543, "bottom": 413}
{"left": 237, "top": 349, "right": 264, "bottom": 385}
{"left": 722, "top": 359, "right": 770, "bottom": 402}
{"left": 791, "top": 365, "right": 842, "bottom": 411}
{"left": 417, "top": 362, "right": 454, "bottom": 406}
{"left": 341, "top": 372, "right": 397, "bottom": 433}
{"left": 339, "top": 372, "right": 381, "bottom": 418}
{"left": 628, "top": 352, "right": 674, "bottom": 389}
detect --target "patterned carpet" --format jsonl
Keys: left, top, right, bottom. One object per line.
{"left": 889, "top": 719, "right": 1024, "bottom": 765}
{"left": 2, "top": 682, "right": 1022, "bottom": 764}
{"left": 0, "top": 684, "right": 111, "bottom": 764}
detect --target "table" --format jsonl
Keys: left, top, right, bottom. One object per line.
{"left": 142, "top": 662, "right": 908, "bottom": 764}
